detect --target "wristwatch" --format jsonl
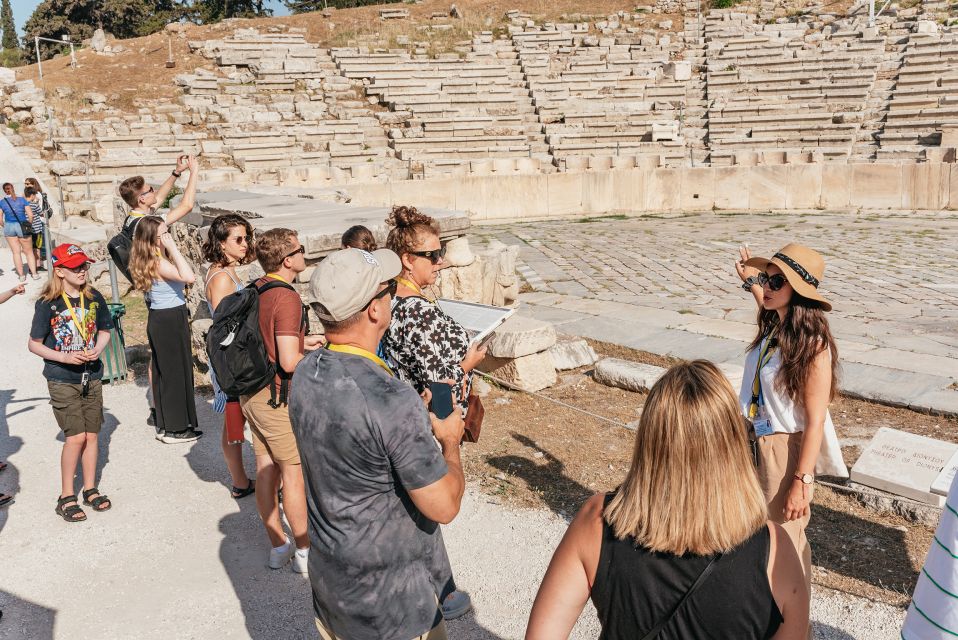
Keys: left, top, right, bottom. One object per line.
{"left": 172, "top": 169, "right": 182, "bottom": 178}
{"left": 794, "top": 473, "right": 814, "bottom": 485}
{"left": 742, "top": 276, "right": 760, "bottom": 291}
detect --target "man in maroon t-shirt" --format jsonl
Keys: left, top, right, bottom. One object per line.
{"left": 241, "top": 228, "right": 323, "bottom": 575}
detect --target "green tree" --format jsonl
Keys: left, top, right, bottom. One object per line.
{"left": 284, "top": 0, "right": 403, "bottom": 13}
{"left": 23, "top": 0, "right": 271, "bottom": 62}
{"left": 1, "top": 0, "right": 17, "bottom": 50}
{"left": 192, "top": 0, "right": 271, "bottom": 23}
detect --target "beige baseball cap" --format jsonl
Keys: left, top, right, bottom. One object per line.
{"left": 310, "top": 248, "right": 402, "bottom": 321}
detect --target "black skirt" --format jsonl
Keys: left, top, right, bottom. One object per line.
{"left": 147, "top": 304, "right": 198, "bottom": 433}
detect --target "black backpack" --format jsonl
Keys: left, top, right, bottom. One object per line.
{"left": 107, "top": 215, "right": 141, "bottom": 283}
{"left": 206, "top": 279, "right": 301, "bottom": 407}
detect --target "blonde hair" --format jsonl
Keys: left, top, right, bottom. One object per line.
{"left": 128, "top": 216, "right": 166, "bottom": 292}
{"left": 604, "top": 360, "right": 767, "bottom": 556}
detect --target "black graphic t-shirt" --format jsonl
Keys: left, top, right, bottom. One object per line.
{"left": 30, "top": 289, "right": 114, "bottom": 383}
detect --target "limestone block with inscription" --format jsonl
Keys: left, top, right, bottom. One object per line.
{"left": 850, "top": 427, "right": 957, "bottom": 506}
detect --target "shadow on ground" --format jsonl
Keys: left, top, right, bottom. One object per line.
{"left": 487, "top": 432, "right": 595, "bottom": 518}
{"left": 809, "top": 504, "right": 919, "bottom": 597}
{"left": 811, "top": 622, "right": 857, "bottom": 640}
{"left": 0, "top": 389, "right": 59, "bottom": 639}
{"left": 180, "top": 390, "right": 315, "bottom": 639}
{"left": 0, "top": 590, "right": 56, "bottom": 640}
{"left": 446, "top": 612, "right": 510, "bottom": 639}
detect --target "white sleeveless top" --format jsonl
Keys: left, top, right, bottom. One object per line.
{"left": 739, "top": 340, "right": 848, "bottom": 478}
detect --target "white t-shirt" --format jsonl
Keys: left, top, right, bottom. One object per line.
{"left": 739, "top": 339, "right": 848, "bottom": 477}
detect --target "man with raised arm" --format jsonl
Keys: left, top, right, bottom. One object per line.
{"left": 290, "top": 248, "right": 466, "bottom": 640}
{"left": 117, "top": 155, "right": 198, "bottom": 225}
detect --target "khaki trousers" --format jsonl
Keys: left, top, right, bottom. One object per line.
{"left": 315, "top": 619, "right": 447, "bottom": 640}
{"left": 756, "top": 432, "right": 813, "bottom": 592}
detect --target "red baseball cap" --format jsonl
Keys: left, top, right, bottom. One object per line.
{"left": 51, "top": 243, "right": 94, "bottom": 269}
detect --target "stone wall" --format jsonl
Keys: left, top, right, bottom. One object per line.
{"left": 347, "top": 162, "right": 958, "bottom": 221}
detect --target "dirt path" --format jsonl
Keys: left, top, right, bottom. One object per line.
{"left": 0, "top": 249, "right": 906, "bottom": 639}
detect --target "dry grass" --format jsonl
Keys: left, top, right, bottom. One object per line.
{"left": 11, "top": 0, "right": 669, "bottom": 84}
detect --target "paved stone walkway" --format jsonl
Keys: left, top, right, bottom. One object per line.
{"left": 476, "top": 211, "right": 958, "bottom": 414}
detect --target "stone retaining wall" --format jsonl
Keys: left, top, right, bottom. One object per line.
{"left": 347, "top": 162, "right": 958, "bottom": 221}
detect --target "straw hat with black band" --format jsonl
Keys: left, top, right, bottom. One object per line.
{"left": 745, "top": 243, "right": 831, "bottom": 312}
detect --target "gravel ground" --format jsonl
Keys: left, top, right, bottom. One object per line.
{"left": 0, "top": 252, "right": 906, "bottom": 639}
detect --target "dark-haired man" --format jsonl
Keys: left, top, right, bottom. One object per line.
{"left": 116, "top": 155, "right": 198, "bottom": 427}
{"left": 117, "top": 155, "right": 198, "bottom": 225}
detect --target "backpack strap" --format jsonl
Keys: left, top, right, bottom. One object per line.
{"left": 640, "top": 554, "right": 723, "bottom": 640}
{"left": 256, "top": 279, "right": 298, "bottom": 408}
{"left": 3, "top": 197, "right": 26, "bottom": 223}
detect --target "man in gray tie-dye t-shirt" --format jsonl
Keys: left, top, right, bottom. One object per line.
{"left": 290, "top": 248, "right": 466, "bottom": 640}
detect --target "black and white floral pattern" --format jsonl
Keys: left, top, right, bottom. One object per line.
{"left": 382, "top": 295, "right": 472, "bottom": 411}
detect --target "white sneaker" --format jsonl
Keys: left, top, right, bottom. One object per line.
{"left": 292, "top": 547, "right": 309, "bottom": 575}
{"left": 268, "top": 539, "right": 294, "bottom": 570}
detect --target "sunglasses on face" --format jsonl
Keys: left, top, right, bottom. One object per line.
{"left": 285, "top": 245, "right": 306, "bottom": 259}
{"left": 759, "top": 272, "right": 788, "bottom": 291}
{"left": 62, "top": 263, "right": 90, "bottom": 273}
{"left": 139, "top": 186, "right": 155, "bottom": 199}
{"left": 231, "top": 235, "right": 252, "bottom": 245}
{"left": 362, "top": 279, "right": 398, "bottom": 310}
{"left": 410, "top": 246, "right": 446, "bottom": 265}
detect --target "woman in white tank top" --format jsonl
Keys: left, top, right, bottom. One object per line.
{"left": 202, "top": 214, "right": 257, "bottom": 499}
{"left": 735, "top": 243, "right": 848, "bottom": 616}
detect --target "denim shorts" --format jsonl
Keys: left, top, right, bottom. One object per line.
{"left": 3, "top": 221, "right": 26, "bottom": 238}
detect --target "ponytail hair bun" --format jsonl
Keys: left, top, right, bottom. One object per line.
{"left": 385, "top": 205, "right": 439, "bottom": 257}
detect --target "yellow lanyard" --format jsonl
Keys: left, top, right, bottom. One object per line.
{"left": 396, "top": 276, "right": 424, "bottom": 296}
{"left": 326, "top": 343, "right": 393, "bottom": 376}
{"left": 266, "top": 273, "right": 290, "bottom": 284}
{"left": 748, "top": 331, "right": 776, "bottom": 419}
{"left": 61, "top": 292, "right": 90, "bottom": 344}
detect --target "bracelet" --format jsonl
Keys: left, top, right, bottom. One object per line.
{"left": 172, "top": 170, "right": 182, "bottom": 178}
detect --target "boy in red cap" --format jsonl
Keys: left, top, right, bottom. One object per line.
{"left": 27, "top": 244, "right": 115, "bottom": 522}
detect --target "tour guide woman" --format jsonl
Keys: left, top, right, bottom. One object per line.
{"left": 380, "top": 205, "right": 485, "bottom": 620}
{"left": 735, "top": 243, "right": 847, "bottom": 595}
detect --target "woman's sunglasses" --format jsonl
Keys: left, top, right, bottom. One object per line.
{"left": 410, "top": 246, "right": 446, "bottom": 265}
{"left": 231, "top": 235, "right": 252, "bottom": 245}
{"left": 758, "top": 272, "right": 788, "bottom": 291}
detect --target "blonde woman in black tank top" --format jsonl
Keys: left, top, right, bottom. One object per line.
{"left": 526, "top": 361, "right": 810, "bottom": 640}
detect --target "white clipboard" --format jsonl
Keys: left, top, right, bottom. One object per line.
{"left": 437, "top": 299, "right": 516, "bottom": 347}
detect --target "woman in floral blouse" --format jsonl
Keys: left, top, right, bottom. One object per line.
{"left": 380, "top": 204, "right": 484, "bottom": 621}
{"left": 381, "top": 206, "right": 486, "bottom": 413}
